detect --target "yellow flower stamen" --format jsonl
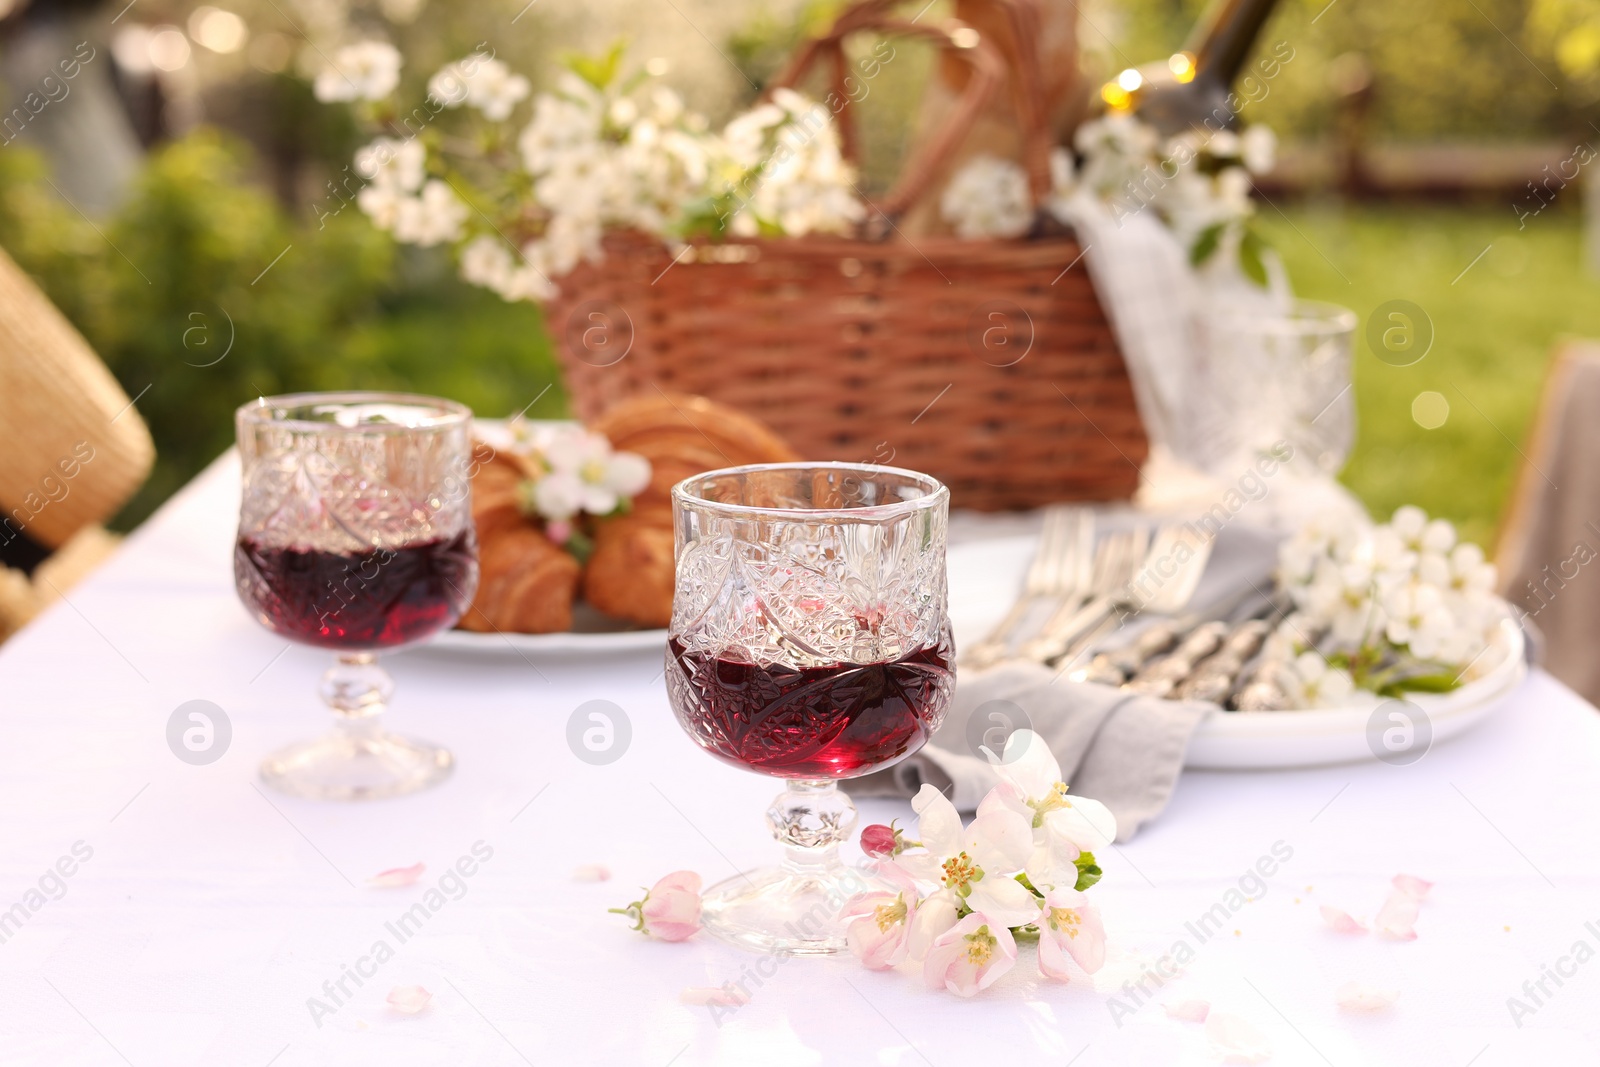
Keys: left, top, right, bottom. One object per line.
{"left": 1049, "top": 907, "right": 1082, "bottom": 939}
{"left": 965, "top": 925, "right": 997, "bottom": 965}
{"left": 873, "top": 896, "right": 908, "bottom": 932}
{"left": 941, "top": 851, "right": 979, "bottom": 892}
{"left": 1029, "top": 781, "right": 1074, "bottom": 827}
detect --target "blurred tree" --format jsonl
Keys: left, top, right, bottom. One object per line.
{"left": 1087, "top": 0, "right": 1584, "bottom": 140}
{"left": 1529, "top": 0, "right": 1600, "bottom": 93}
{"left": 0, "top": 130, "right": 562, "bottom": 528}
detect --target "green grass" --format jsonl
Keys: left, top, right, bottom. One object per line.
{"left": 328, "top": 279, "right": 568, "bottom": 424}
{"left": 1259, "top": 202, "right": 1600, "bottom": 550}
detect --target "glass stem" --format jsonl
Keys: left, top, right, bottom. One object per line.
{"left": 767, "top": 779, "right": 856, "bottom": 875}
{"left": 319, "top": 652, "right": 393, "bottom": 737}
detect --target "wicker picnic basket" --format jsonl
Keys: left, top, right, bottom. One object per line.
{"left": 548, "top": 1, "right": 1147, "bottom": 510}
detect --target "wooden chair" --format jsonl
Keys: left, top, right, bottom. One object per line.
{"left": 0, "top": 244, "right": 154, "bottom": 638}
{"left": 1495, "top": 339, "right": 1600, "bottom": 705}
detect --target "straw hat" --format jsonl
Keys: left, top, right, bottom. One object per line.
{"left": 0, "top": 244, "right": 154, "bottom": 548}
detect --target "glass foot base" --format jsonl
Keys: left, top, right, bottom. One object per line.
{"left": 260, "top": 730, "right": 453, "bottom": 801}
{"left": 700, "top": 864, "right": 895, "bottom": 956}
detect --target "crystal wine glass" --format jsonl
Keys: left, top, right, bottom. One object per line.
{"left": 1194, "top": 299, "right": 1359, "bottom": 475}
{"left": 665, "top": 462, "right": 955, "bottom": 954}
{"left": 234, "top": 392, "right": 479, "bottom": 801}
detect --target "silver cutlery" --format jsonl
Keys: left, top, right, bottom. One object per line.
{"left": 963, "top": 506, "right": 1093, "bottom": 670}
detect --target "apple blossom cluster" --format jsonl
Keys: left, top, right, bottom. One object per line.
{"left": 846, "top": 730, "right": 1112, "bottom": 996}
{"left": 1059, "top": 113, "right": 1277, "bottom": 279}
{"left": 610, "top": 732, "right": 1114, "bottom": 999}
{"left": 312, "top": 42, "right": 866, "bottom": 302}
{"left": 508, "top": 423, "right": 650, "bottom": 551}
{"left": 938, "top": 153, "right": 1041, "bottom": 239}
{"left": 1272, "top": 505, "right": 1504, "bottom": 697}
{"left": 935, "top": 113, "right": 1277, "bottom": 278}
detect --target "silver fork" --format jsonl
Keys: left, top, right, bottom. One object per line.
{"left": 963, "top": 507, "right": 1092, "bottom": 669}
{"left": 1020, "top": 525, "right": 1147, "bottom": 663}
{"left": 1051, "top": 525, "right": 1217, "bottom": 669}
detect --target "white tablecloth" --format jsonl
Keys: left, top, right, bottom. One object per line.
{"left": 2, "top": 454, "right": 1597, "bottom": 1066}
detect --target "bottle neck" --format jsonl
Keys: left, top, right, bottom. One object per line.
{"left": 1187, "top": 0, "right": 1282, "bottom": 88}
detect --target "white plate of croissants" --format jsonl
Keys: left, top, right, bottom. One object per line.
{"left": 427, "top": 393, "right": 798, "bottom": 655}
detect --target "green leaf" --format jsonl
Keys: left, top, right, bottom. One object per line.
{"left": 1190, "top": 222, "right": 1225, "bottom": 266}
{"left": 1377, "top": 671, "right": 1461, "bottom": 696}
{"left": 563, "top": 529, "right": 595, "bottom": 565}
{"left": 564, "top": 41, "right": 628, "bottom": 91}
{"left": 1239, "top": 228, "right": 1269, "bottom": 287}
{"left": 1074, "top": 851, "right": 1102, "bottom": 892}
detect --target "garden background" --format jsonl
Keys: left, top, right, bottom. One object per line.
{"left": 4, "top": 0, "right": 1599, "bottom": 549}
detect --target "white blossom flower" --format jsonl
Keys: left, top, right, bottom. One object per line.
{"left": 893, "top": 784, "right": 1040, "bottom": 931}
{"left": 354, "top": 137, "right": 425, "bottom": 192}
{"left": 1276, "top": 505, "right": 1500, "bottom": 695}
{"left": 1292, "top": 652, "right": 1354, "bottom": 707}
{"left": 459, "top": 235, "right": 515, "bottom": 292}
{"left": 314, "top": 41, "right": 401, "bottom": 103}
{"left": 1446, "top": 542, "right": 1497, "bottom": 595}
{"left": 519, "top": 95, "right": 602, "bottom": 175}
{"left": 356, "top": 183, "right": 406, "bottom": 230}
{"left": 430, "top": 55, "right": 530, "bottom": 121}
{"left": 392, "top": 180, "right": 468, "bottom": 246}
{"left": 983, "top": 730, "right": 1117, "bottom": 892}
{"left": 1383, "top": 584, "right": 1456, "bottom": 659}
{"left": 1240, "top": 125, "right": 1277, "bottom": 174}
{"left": 1305, "top": 559, "right": 1384, "bottom": 646}
{"left": 1074, "top": 113, "right": 1159, "bottom": 161}
{"left": 940, "top": 155, "right": 1032, "bottom": 239}
{"left": 519, "top": 425, "right": 651, "bottom": 520}
{"left": 323, "top": 53, "right": 863, "bottom": 300}
{"left": 1207, "top": 129, "right": 1242, "bottom": 159}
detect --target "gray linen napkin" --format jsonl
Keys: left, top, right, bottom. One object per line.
{"left": 846, "top": 663, "right": 1213, "bottom": 841}
{"left": 844, "top": 522, "right": 1287, "bottom": 840}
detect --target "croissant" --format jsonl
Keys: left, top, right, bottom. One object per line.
{"left": 583, "top": 393, "right": 798, "bottom": 627}
{"left": 593, "top": 392, "right": 798, "bottom": 509}
{"left": 581, "top": 505, "right": 677, "bottom": 629}
{"left": 459, "top": 445, "right": 579, "bottom": 633}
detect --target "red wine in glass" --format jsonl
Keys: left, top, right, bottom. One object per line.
{"left": 667, "top": 625, "right": 955, "bottom": 779}
{"left": 235, "top": 530, "right": 476, "bottom": 651}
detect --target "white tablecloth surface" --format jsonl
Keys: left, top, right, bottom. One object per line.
{"left": 2, "top": 453, "right": 1598, "bottom": 1066}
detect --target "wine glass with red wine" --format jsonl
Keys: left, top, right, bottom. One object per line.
{"left": 234, "top": 393, "right": 479, "bottom": 801}
{"left": 665, "top": 462, "right": 954, "bottom": 954}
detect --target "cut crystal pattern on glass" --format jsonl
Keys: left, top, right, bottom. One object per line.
{"left": 234, "top": 393, "right": 476, "bottom": 802}
{"left": 1190, "top": 300, "right": 1358, "bottom": 477}
{"left": 664, "top": 462, "right": 954, "bottom": 954}
{"left": 240, "top": 417, "right": 473, "bottom": 556}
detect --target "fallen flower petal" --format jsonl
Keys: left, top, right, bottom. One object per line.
{"left": 1319, "top": 905, "right": 1369, "bottom": 934}
{"left": 572, "top": 864, "right": 611, "bottom": 882}
{"left": 1165, "top": 999, "right": 1210, "bottom": 1023}
{"left": 367, "top": 863, "right": 425, "bottom": 888}
{"left": 1392, "top": 873, "right": 1432, "bottom": 900}
{"left": 1336, "top": 981, "right": 1399, "bottom": 1012}
{"left": 680, "top": 986, "right": 749, "bottom": 1007}
{"left": 1375, "top": 888, "right": 1420, "bottom": 941}
{"left": 386, "top": 985, "right": 431, "bottom": 1014}
{"left": 1206, "top": 1012, "right": 1273, "bottom": 1064}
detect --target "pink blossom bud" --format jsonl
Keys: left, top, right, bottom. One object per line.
{"left": 860, "top": 824, "right": 897, "bottom": 857}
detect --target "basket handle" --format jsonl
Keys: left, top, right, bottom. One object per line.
{"left": 770, "top": 0, "right": 1059, "bottom": 217}
{"left": 768, "top": 5, "right": 1019, "bottom": 222}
